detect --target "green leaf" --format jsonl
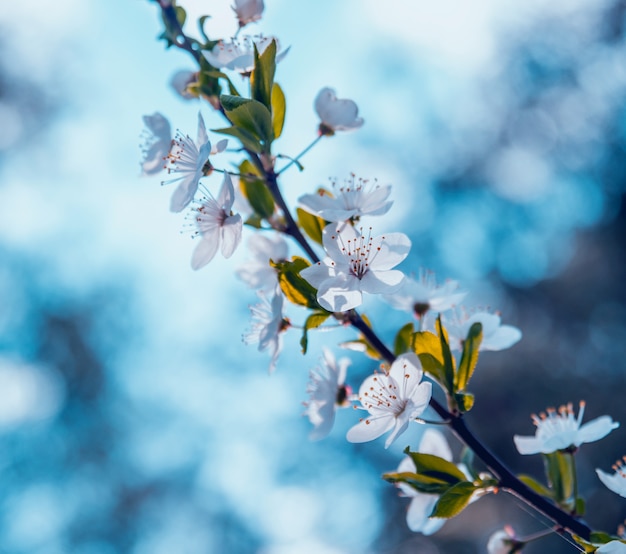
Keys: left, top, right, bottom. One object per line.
{"left": 518, "top": 474, "right": 554, "bottom": 499}
{"left": 250, "top": 40, "right": 276, "bottom": 110}
{"left": 589, "top": 532, "right": 617, "bottom": 545}
{"left": 220, "top": 95, "right": 273, "bottom": 148}
{"left": 383, "top": 471, "right": 456, "bottom": 495}
{"left": 543, "top": 451, "right": 576, "bottom": 506}
{"left": 212, "top": 126, "right": 262, "bottom": 153}
{"left": 431, "top": 481, "right": 477, "bottom": 519}
{"left": 271, "top": 257, "right": 324, "bottom": 310}
{"left": 197, "top": 15, "right": 215, "bottom": 46}
{"left": 436, "top": 316, "right": 456, "bottom": 393}
{"left": 416, "top": 353, "right": 445, "bottom": 384}
{"left": 296, "top": 208, "right": 325, "bottom": 245}
{"left": 271, "top": 83, "right": 286, "bottom": 140}
{"left": 575, "top": 496, "right": 585, "bottom": 517}
{"left": 404, "top": 448, "right": 467, "bottom": 484}
{"left": 239, "top": 160, "right": 275, "bottom": 219}
{"left": 454, "top": 391, "right": 475, "bottom": 413}
{"left": 394, "top": 322, "right": 414, "bottom": 356}
{"left": 244, "top": 214, "right": 264, "bottom": 229}
{"left": 201, "top": 68, "right": 240, "bottom": 97}
{"left": 300, "top": 311, "right": 331, "bottom": 354}
{"left": 455, "top": 322, "right": 482, "bottom": 391}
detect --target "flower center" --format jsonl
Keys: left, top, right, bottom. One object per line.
{"left": 335, "top": 226, "right": 381, "bottom": 280}
{"left": 360, "top": 373, "right": 410, "bottom": 416}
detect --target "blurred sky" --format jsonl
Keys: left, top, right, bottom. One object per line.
{"left": 1, "top": 0, "right": 626, "bottom": 553}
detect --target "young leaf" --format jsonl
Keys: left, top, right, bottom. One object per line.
{"left": 300, "top": 311, "right": 331, "bottom": 354}
{"left": 213, "top": 126, "right": 262, "bottom": 153}
{"left": 403, "top": 448, "right": 467, "bottom": 484}
{"left": 454, "top": 391, "right": 475, "bottom": 413}
{"left": 271, "top": 257, "right": 324, "bottom": 310}
{"left": 250, "top": 40, "right": 276, "bottom": 110}
{"left": 455, "top": 321, "right": 482, "bottom": 391}
{"left": 239, "top": 160, "right": 275, "bottom": 219}
{"left": 394, "top": 322, "right": 414, "bottom": 356}
{"left": 383, "top": 471, "right": 456, "bottom": 495}
{"left": 435, "top": 315, "right": 456, "bottom": 393}
{"left": 518, "top": 474, "right": 554, "bottom": 499}
{"left": 296, "top": 208, "right": 325, "bottom": 245}
{"left": 220, "top": 95, "right": 273, "bottom": 148}
{"left": 271, "top": 83, "right": 286, "bottom": 140}
{"left": 430, "top": 481, "right": 477, "bottom": 519}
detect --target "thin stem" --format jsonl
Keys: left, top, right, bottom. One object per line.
{"left": 157, "top": 0, "right": 202, "bottom": 63}
{"left": 276, "top": 135, "right": 324, "bottom": 175}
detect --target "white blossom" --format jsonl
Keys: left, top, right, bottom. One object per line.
{"left": 303, "top": 348, "right": 352, "bottom": 440}
{"left": 236, "top": 233, "right": 288, "bottom": 291}
{"left": 444, "top": 309, "right": 522, "bottom": 352}
{"left": 315, "top": 87, "right": 364, "bottom": 135}
{"left": 597, "top": 457, "right": 626, "bottom": 499}
{"left": 298, "top": 175, "right": 392, "bottom": 222}
{"left": 170, "top": 70, "right": 197, "bottom": 100}
{"left": 487, "top": 527, "right": 520, "bottom": 554}
{"left": 189, "top": 173, "right": 242, "bottom": 269}
{"left": 162, "top": 112, "right": 228, "bottom": 212}
{"left": 514, "top": 401, "right": 619, "bottom": 455}
{"left": 140, "top": 112, "right": 172, "bottom": 176}
{"left": 384, "top": 270, "right": 466, "bottom": 320}
{"left": 346, "top": 353, "right": 431, "bottom": 449}
{"left": 204, "top": 35, "right": 289, "bottom": 74}
{"left": 243, "top": 286, "right": 287, "bottom": 373}
{"left": 597, "top": 541, "right": 626, "bottom": 553}
{"left": 232, "top": 0, "right": 264, "bottom": 27}
{"left": 300, "top": 223, "right": 410, "bottom": 312}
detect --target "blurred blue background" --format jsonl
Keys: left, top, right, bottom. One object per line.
{"left": 1, "top": 0, "right": 626, "bottom": 552}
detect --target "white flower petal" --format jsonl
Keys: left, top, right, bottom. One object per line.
{"left": 371, "top": 233, "right": 411, "bottom": 270}
{"left": 346, "top": 414, "right": 394, "bottom": 443}
{"left": 577, "top": 416, "right": 619, "bottom": 445}
{"left": 217, "top": 173, "right": 236, "bottom": 210}
{"left": 197, "top": 112, "right": 208, "bottom": 146}
{"left": 191, "top": 233, "right": 220, "bottom": 270}
{"left": 315, "top": 87, "right": 364, "bottom": 131}
{"left": 300, "top": 260, "right": 334, "bottom": 289}
{"left": 406, "top": 494, "right": 444, "bottom": 535}
{"left": 513, "top": 434, "right": 544, "bottom": 455}
{"left": 317, "top": 275, "right": 362, "bottom": 312}
{"left": 597, "top": 541, "right": 626, "bottom": 553}
{"left": 220, "top": 214, "right": 243, "bottom": 258}
{"left": 482, "top": 324, "right": 522, "bottom": 351}
{"left": 170, "top": 175, "right": 198, "bottom": 212}
{"left": 596, "top": 468, "right": 626, "bottom": 498}
{"left": 419, "top": 429, "right": 453, "bottom": 461}
{"left": 360, "top": 269, "right": 405, "bottom": 294}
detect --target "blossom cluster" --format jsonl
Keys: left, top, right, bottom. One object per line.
{"left": 141, "top": 2, "right": 626, "bottom": 552}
